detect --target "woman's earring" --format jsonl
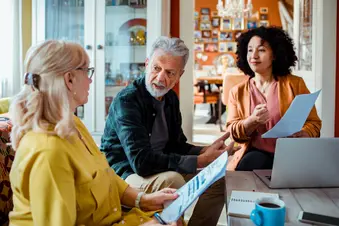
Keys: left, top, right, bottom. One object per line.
{"left": 74, "top": 91, "right": 77, "bottom": 96}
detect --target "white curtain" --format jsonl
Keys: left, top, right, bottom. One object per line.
{"left": 0, "top": 0, "right": 23, "bottom": 98}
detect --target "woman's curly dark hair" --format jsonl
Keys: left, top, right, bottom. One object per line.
{"left": 236, "top": 26, "right": 298, "bottom": 78}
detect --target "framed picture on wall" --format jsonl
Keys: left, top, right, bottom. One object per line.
{"left": 204, "top": 43, "right": 218, "bottom": 52}
{"left": 227, "top": 42, "right": 237, "bottom": 52}
{"left": 219, "top": 31, "right": 233, "bottom": 41}
{"left": 212, "top": 37, "right": 219, "bottom": 43}
{"left": 259, "top": 7, "right": 269, "bottom": 14}
{"left": 247, "top": 21, "right": 257, "bottom": 29}
{"left": 260, "top": 14, "right": 268, "bottom": 20}
{"left": 220, "top": 18, "right": 232, "bottom": 30}
{"left": 233, "top": 18, "right": 243, "bottom": 30}
{"left": 201, "top": 15, "right": 210, "bottom": 22}
{"left": 194, "top": 30, "right": 202, "bottom": 39}
{"left": 212, "top": 17, "right": 220, "bottom": 27}
{"left": 212, "top": 28, "right": 219, "bottom": 37}
{"left": 200, "top": 21, "right": 212, "bottom": 30}
{"left": 201, "top": 8, "right": 210, "bottom": 15}
{"left": 259, "top": 20, "right": 270, "bottom": 27}
{"left": 202, "top": 30, "right": 211, "bottom": 38}
{"left": 219, "top": 42, "right": 227, "bottom": 52}
{"left": 234, "top": 30, "right": 242, "bottom": 40}
{"left": 194, "top": 43, "right": 204, "bottom": 52}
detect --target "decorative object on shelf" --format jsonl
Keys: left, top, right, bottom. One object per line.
{"left": 115, "top": 71, "right": 124, "bottom": 86}
{"left": 105, "top": 62, "right": 115, "bottom": 86}
{"left": 227, "top": 42, "right": 237, "bottom": 52}
{"left": 217, "top": 0, "right": 253, "bottom": 19}
{"left": 119, "top": 18, "right": 147, "bottom": 46}
{"left": 196, "top": 52, "right": 209, "bottom": 62}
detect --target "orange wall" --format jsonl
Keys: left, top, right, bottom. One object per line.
{"left": 195, "top": 0, "right": 282, "bottom": 66}
{"left": 171, "top": 0, "right": 180, "bottom": 95}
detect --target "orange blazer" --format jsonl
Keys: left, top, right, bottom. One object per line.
{"left": 226, "top": 74, "right": 322, "bottom": 170}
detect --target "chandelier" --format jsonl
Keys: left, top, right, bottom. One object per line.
{"left": 217, "top": 0, "right": 253, "bottom": 18}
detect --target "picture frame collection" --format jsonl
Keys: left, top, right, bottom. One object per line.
{"left": 194, "top": 7, "right": 270, "bottom": 55}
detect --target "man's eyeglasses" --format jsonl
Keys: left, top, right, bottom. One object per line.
{"left": 76, "top": 67, "right": 95, "bottom": 79}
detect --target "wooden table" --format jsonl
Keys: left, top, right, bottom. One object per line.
{"left": 225, "top": 171, "right": 339, "bottom": 226}
{"left": 196, "top": 76, "right": 224, "bottom": 85}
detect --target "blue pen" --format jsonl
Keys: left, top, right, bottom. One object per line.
{"left": 154, "top": 213, "right": 167, "bottom": 225}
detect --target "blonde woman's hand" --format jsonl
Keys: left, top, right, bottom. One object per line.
{"left": 140, "top": 219, "right": 177, "bottom": 226}
{"left": 140, "top": 188, "right": 178, "bottom": 211}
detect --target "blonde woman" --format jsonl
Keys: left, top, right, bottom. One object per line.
{"left": 8, "top": 40, "right": 179, "bottom": 226}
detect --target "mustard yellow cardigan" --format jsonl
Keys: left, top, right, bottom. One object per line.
{"left": 226, "top": 74, "right": 322, "bottom": 170}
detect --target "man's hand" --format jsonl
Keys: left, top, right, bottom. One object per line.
{"left": 197, "top": 132, "right": 234, "bottom": 168}
{"left": 250, "top": 104, "right": 270, "bottom": 125}
{"left": 289, "top": 130, "right": 310, "bottom": 138}
{"left": 140, "top": 219, "right": 177, "bottom": 226}
{"left": 140, "top": 188, "right": 178, "bottom": 211}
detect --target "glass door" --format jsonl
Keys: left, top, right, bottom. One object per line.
{"left": 104, "top": 0, "right": 147, "bottom": 118}
{"left": 45, "top": 0, "right": 85, "bottom": 46}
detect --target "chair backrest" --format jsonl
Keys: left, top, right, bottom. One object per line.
{"left": 222, "top": 74, "right": 248, "bottom": 105}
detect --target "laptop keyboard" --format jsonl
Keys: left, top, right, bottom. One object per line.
{"left": 265, "top": 175, "right": 272, "bottom": 181}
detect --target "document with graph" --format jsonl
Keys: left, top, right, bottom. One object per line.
{"left": 158, "top": 152, "right": 228, "bottom": 223}
{"left": 262, "top": 90, "right": 321, "bottom": 138}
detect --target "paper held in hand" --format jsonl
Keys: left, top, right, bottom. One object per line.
{"left": 159, "top": 152, "right": 229, "bottom": 223}
{"left": 262, "top": 90, "right": 321, "bottom": 138}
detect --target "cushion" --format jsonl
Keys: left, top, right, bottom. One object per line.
{"left": 0, "top": 117, "right": 14, "bottom": 226}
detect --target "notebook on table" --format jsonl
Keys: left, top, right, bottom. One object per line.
{"left": 228, "top": 191, "right": 279, "bottom": 218}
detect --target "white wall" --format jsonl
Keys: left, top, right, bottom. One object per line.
{"left": 179, "top": 0, "right": 194, "bottom": 142}
{"left": 299, "top": 0, "right": 337, "bottom": 137}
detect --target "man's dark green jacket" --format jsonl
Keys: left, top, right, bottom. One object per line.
{"left": 100, "top": 77, "right": 199, "bottom": 179}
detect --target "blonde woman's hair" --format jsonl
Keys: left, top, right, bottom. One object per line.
{"left": 10, "top": 40, "right": 89, "bottom": 150}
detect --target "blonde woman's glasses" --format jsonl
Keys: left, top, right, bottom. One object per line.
{"left": 76, "top": 67, "right": 95, "bottom": 79}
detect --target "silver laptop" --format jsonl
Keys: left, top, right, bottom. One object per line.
{"left": 254, "top": 138, "right": 339, "bottom": 189}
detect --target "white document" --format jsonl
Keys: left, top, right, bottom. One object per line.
{"left": 228, "top": 191, "right": 279, "bottom": 218}
{"left": 159, "top": 152, "right": 228, "bottom": 223}
{"left": 262, "top": 90, "right": 321, "bottom": 138}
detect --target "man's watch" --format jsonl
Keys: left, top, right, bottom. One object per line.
{"left": 135, "top": 191, "right": 145, "bottom": 209}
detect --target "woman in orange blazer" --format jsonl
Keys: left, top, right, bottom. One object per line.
{"left": 226, "top": 27, "right": 321, "bottom": 171}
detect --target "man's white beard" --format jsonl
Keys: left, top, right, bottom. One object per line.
{"left": 145, "top": 73, "right": 171, "bottom": 98}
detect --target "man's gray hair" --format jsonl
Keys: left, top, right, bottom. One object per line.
{"left": 149, "top": 36, "right": 189, "bottom": 68}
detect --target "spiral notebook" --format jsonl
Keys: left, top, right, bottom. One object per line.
{"left": 228, "top": 191, "right": 279, "bottom": 218}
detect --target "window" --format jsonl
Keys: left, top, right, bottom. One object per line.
{"left": 0, "top": 0, "right": 22, "bottom": 98}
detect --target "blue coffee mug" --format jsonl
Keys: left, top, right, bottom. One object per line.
{"left": 250, "top": 197, "right": 285, "bottom": 226}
